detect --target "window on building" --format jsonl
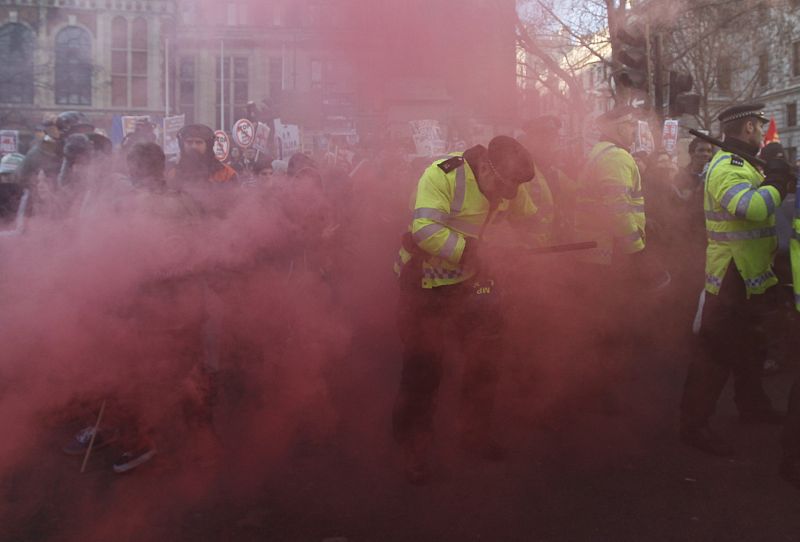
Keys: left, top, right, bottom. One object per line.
{"left": 717, "top": 56, "right": 732, "bottom": 93}
{"left": 55, "top": 26, "right": 92, "bottom": 106}
{"left": 794, "top": 42, "right": 800, "bottom": 77}
{"left": 216, "top": 56, "right": 249, "bottom": 129}
{"left": 179, "top": 57, "right": 196, "bottom": 125}
{"left": 0, "top": 23, "right": 35, "bottom": 104}
{"left": 758, "top": 52, "right": 769, "bottom": 87}
{"left": 788, "top": 103, "right": 798, "bottom": 127}
{"left": 269, "top": 57, "right": 283, "bottom": 100}
{"left": 111, "top": 17, "right": 148, "bottom": 108}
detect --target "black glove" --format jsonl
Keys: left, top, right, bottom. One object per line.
{"left": 763, "top": 158, "right": 793, "bottom": 198}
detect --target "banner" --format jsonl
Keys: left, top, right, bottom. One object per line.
{"left": 232, "top": 118, "right": 256, "bottom": 148}
{"left": 162, "top": 114, "right": 185, "bottom": 156}
{"left": 213, "top": 130, "right": 230, "bottom": 162}
{"left": 253, "top": 122, "right": 271, "bottom": 154}
{"left": 0, "top": 130, "right": 19, "bottom": 154}
{"left": 410, "top": 120, "right": 447, "bottom": 157}
{"left": 662, "top": 119, "right": 679, "bottom": 155}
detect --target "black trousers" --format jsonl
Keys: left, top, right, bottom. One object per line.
{"left": 680, "top": 266, "right": 773, "bottom": 430}
{"left": 392, "top": 270, "right": 504, "bottom": 450}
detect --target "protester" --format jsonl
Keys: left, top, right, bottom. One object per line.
{"left": 168, "top": 124, "right": 238, "bottom": 187}
{"left": 63, "top": 142, "right": 206, "bottom": 474}
{"left": 0, "top": 152, "right": 24, "bottom": 184}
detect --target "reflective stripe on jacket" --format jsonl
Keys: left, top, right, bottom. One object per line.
{"left": 394, "top": 153, "right": 537, "bottom": 289}
{"left": 704, "top": 149, "right": 781, "bottom": 296}
{"left": 790, "top": 182, "right": 800, "bottom": 310}
{"left": 574, "top": 141, "right": 645, "bottom": 264}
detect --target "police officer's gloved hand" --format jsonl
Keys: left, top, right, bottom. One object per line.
{"left": 763, "top": 158, "right": 793, "bottom": 199}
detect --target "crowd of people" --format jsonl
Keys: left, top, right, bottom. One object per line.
{"left": 0, "top": 111, "right": 369, "bottom": 474}
{"left": 2, "top": 102, "right": 800, "bottom": 491}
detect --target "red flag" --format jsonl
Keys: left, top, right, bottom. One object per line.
{"left": 763, "top": 116, "right": 780, "bottom": 146}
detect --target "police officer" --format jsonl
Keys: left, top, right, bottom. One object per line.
{"left": 392, "top": 136, "right": 538, "bottom": 484}
{"left": 783, "top": 152, "right": 800, "bottom": 488}
{"left": 17, "top": 111, "right": 94, "bottom": 192}
{"left": 574, "top": 106, "right": 646, "bottom": 267}
{"left": 680, "top": 103, "right": 792, "bottom": 456}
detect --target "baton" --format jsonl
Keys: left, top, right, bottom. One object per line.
{"left": 526, "top": 241, "right": 598, "bottom": 255}
{"left": 688, "top": 129, "right": 766, "bottom": 168}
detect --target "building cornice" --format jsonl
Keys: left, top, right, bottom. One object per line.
{"left": 0, "top": 0, "right": 175, "bottom": 14}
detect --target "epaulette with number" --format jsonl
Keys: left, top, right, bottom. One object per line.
{"left": 437, "top": 156, "right": 464, "bottom": 174}
{"left": 730, "top": 156, "right": 744, "bottom": 167}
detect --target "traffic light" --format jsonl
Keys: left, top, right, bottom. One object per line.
{"left": 614, "top": 17, "right": 649, "bottom": 92}
{"left": 668, "top": 71, "right": 701, "bottom": 116}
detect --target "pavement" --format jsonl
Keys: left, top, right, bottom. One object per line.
{"left": 3, "top": 322, "right": 800, "bottom": 542}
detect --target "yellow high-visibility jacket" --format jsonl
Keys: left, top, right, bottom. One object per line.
{"left": 574, "top": 141, "right": 645, "bottom": 264}
{"left": 394, "top": 153, "right": 537, "bottom": 289}
{"left": 788, "top": 187, "right": 800, "bottom": 310}
{"left": 703, "top": 150, "right": 780, "bottom": 296}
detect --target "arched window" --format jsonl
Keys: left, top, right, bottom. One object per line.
{"left": 130, "top": 18, "right": 148, "bottom": 108}
{"left": 111, "top": 17, "right": 148, "bottom": 108}
{"left": 55, "top": 26, "right": 92, "bottom": 106}
{"left": 0, "top": 23, "right": 35, "bottom": 104}
{"left": 111, "top": 17, "right": 129, "bottom": 106}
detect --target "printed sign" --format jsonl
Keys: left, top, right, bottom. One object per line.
{"left": 253, "top": 122, "right": 271, "bottom": 154}
{"left": 633, "top": 120, "right": 654, "bottom": 155}
{"left": 162, "top": 114, "right": 185, "bottom": 156}
{"left": 0, "top": 130, "right": 19, "bottom": 154}
{"left": 122, "top": 116, "right": 153, "bottom": 137}
{"left": 662, "top": 119, "right": 679, "bottom": 155}
{"left": 232, "top": 118, "right": 256, "bottom": 148}
{"left": 213, "top": 130, "right": 231, "bottom": 162}
{"left": 410, "top": 120, "right": 447, "bottom": 157}
{"left": 273, "top": 119, "right": 301, "bottom": 159}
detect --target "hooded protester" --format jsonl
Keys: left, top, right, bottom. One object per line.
{"left": 167, "top": 124, "right": 238, "bottom": 187}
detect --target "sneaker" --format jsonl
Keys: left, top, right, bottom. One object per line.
{"left": 112, "top": 446, "right": 157, "bottom": 474}
{"left": 62, "top": 426, "right": 119, "bottom": 456}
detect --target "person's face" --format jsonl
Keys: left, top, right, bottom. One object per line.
{"left": 744, "top": 118, "right": 765, "bottom": 147}
{"left": 478, "top": 160, "right": 520, "bottom": 201}
{"left": 244, "top": 148, "right": 257, "bottom": 160}
{"left": 616, "top": 119, "right": 638, "bottom": 149}
{"left": 45, "top": 124, "right": 60, "bottom": 140}
{"left": 184, "top": 137, "right": 207, "bottom": 156}
{"left": 691, "top": 143, "right": 713, "bottom": 166}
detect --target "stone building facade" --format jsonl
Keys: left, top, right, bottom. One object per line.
{"left": 0, "top": 0, "right": 175, "bottom": 133}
